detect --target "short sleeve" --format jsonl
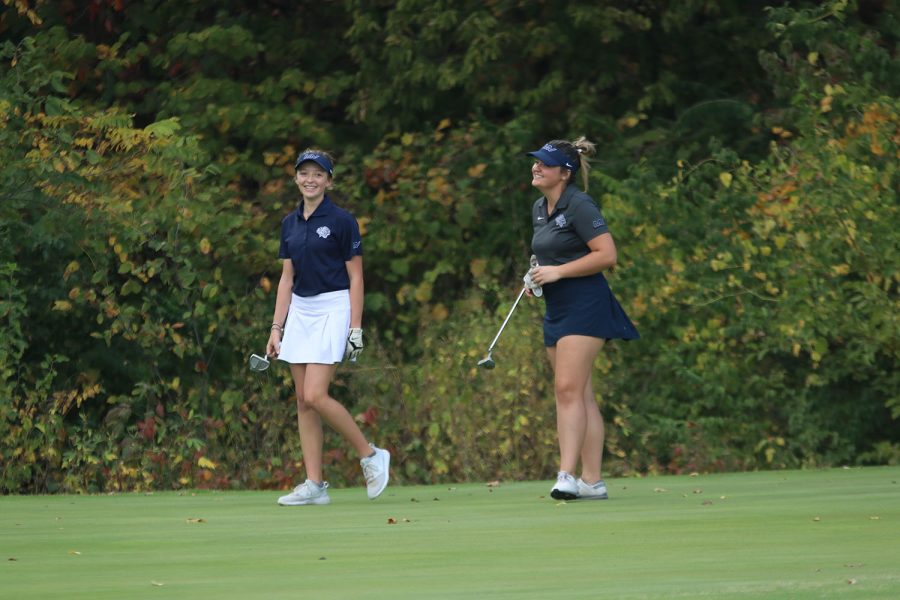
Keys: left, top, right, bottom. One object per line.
{"left": 571, "top": 196, "right": 609, "bottom": 243}
{"left": 339, "top": 214, "right": 363, "bottom": 261}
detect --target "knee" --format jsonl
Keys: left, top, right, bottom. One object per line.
{"left": 554, "top": 379, "right": 583, "bottom": 405}
{"left": 301, "top": 389, "right": 329, "bottom": 410}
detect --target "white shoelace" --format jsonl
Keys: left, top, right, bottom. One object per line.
{"left": 363, "top": 458, "right": 378, "bottom": 483}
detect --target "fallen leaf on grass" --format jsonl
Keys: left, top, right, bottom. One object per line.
{"left": 68, "top": 550, "right": 81, "bottom": 556}
{"left": 486, "top": 480, "right": 501, "bottom": 487}
{"left": 693, "top": 489, "right": 703, "bottom": 494}
{"left": 654, "top": 487, "right": 668, "bottom": 493}
{"left": 387, "top": 518, "right": 397, "bottom": 525}
{"left": 848, "top": 579, "right": 858, "bottom": 585}
{"left": 813, "top": 516, "right": 821, "bottom": 522}
{"left": 8, "top": 558, "right": 17, "bottom": 561}
{"left": 409, "top": 497, "right": 419, "bottom": 502}
{"left": 151, "top": 581, "right": 164, "bottom": 587}
{"left": 186, "top": 518, "right": 206, "bottom": 524}
{"left": 869, "top": 516, "right": 880, "bottom": 520}
{"left": 702, "top": 500, "right": 713, "bottom": 506}
{"left": 689, "top": 472, "right": 699, "bottom": 477}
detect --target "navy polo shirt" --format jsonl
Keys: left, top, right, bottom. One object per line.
{"left": 278, "top": 196, "right": 363, "bottom": 297}
{"left": 531, "top": 185, "right": 609, "bottom": 266}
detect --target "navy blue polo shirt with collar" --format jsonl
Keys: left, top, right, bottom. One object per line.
{"left": 279, "top": 195, "right": 363, "bottom": 297}
{"left": 531, "top": 184, "right": 609, "bottom": 266}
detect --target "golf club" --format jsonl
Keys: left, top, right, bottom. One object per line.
{"left": 477, "top": 285, "right": 527, "bottom": 369}
{"left": 248, "top": 352, "right": 270, "bottom": 372}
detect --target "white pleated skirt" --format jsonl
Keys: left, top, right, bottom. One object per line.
{"left": 277, "top": 290, "right": 350, "bottom": 365}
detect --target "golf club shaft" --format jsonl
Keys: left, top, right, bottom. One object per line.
{"left": 486, "top": 286, "right": 527, "bottom": 354}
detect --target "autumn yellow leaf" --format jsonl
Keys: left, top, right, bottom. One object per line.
{"left": 199, "top": 238, "right": 211, "bottom": 255}
{"left": 198, "top": 457, "right": 217, "bottom": 470}
{"left": 719, "top": 172, "right": 733, "bottom": 188}
{"left": 467, "top": 163, "right": 487, "bottom": 178}
{"left": 53, "top": 300, "right": 73, "bottom": 312}
{"left": 831, "top": 264, "right": 851, "bottom": 276}
{"left": 430, "top": 303, "right": 448, "bottom": 322}
{"left": 63, "top": 260, "right": 80, "bottom": 280}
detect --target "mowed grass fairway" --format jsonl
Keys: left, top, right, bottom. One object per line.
{"left": 3, "top": 467, "right": 899, "bottom": 599}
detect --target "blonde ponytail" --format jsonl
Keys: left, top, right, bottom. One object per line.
{"left": 570, "top": 136, "right": 596, "bottom": 191}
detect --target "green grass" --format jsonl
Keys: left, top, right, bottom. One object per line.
{"left": 3, "top": 467, "right": 899, "bottom": 599}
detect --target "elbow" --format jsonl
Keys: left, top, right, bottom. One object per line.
{"left": 607, "top": 250, "right": 618, "bottom": 270}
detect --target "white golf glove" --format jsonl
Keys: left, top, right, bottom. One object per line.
{"left": 345, "top": 328, "right": 364, "bottom": 362}
{"left": 523, "top": 255, "right": 543, "bottom": 297}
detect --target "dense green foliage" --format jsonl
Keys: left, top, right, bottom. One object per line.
{"left": 1, "top": 0, "right": 897, "bottom": 492}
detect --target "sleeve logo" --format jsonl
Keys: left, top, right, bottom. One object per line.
{"left": 592, "top": 218, "right": 606, "bottom": 229}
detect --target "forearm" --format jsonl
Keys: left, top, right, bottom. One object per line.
{"left": 272, "top": 274, "right": 293, "bottom": 327}
{"left": 349, "top": 275, "right": 364, "bottom": 328}
{"left": 557, "top": 246, "right": 617, "bottom": 279}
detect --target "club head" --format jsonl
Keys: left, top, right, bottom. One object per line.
{"left": 249, "top": 353, "right": 270, "bottom": 372}
{"left": 477, "top": 355, "right": 496, "bottom": 370}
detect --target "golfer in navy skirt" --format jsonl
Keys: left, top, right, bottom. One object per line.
{"left": 525, "top": 137, "right": 639, "bottom": 501}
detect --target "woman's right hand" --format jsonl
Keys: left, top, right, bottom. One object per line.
{"left": 266, "top": 330, "right": 282, "bottom": 358}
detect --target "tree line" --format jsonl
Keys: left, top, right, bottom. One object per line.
{"left": 1, "top": 0, "right": 897, "bottom": 492}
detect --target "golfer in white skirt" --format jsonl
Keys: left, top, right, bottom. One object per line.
{"left": 266, "top": 148, "right": 390, "bottom": 506}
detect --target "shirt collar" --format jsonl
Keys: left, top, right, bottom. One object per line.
{"left": 543, "top": 185, "right": 577, "bottom": 217}
{"left": 297, "top": 195, "right": 334, "bottom": 220}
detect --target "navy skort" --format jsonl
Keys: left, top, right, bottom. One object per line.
{"left": 542, "top": 274, "right": 640, "bottom": 347}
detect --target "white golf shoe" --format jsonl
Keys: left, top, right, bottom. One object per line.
{"left": 360, "top": 443, "right": 390, "bottom": 499}
{"left": 277, "top": 480, "right": 331, "bottom": 506}
{"left": 550, "top": 471, "right": 579, "bottom": 500}
{"left": 576, "top": 478, "right": 609, "bottom": 500}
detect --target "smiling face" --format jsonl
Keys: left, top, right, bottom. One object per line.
{"left": 531, "top": 159, "right": 569, "bottom": 195}
{"left": 294, "top": 161, "right": 332, "bottom": 203}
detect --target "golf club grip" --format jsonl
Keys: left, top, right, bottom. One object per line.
{"left": 486, "top": 286, "right": 527, "bottom": 352}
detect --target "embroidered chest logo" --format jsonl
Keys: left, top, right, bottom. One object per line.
{"left": 555, "top": 214, "right": 567, "bottom": 228}
{"left": 316, "top": 226, "right": 332, "bottom": 239}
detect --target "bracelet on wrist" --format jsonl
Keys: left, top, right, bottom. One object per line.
{"left": 271, "top": 323, "right": 284, "bottom": 333}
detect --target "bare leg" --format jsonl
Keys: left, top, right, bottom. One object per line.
{"left": 291, "top": 363, "right": 372, "bottom": 466}
{"left": 546, "top": 336, "right": 605, "bottom": 474}
{"left": 579, "top": 371, "right": 606, "bottom": 484}
{"left": 290, "top": 365, "right": 325, "bottom": 482}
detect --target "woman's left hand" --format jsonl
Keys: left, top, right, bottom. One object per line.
{"left": 529, "top": 265, "right": 562, "bottom": 286}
